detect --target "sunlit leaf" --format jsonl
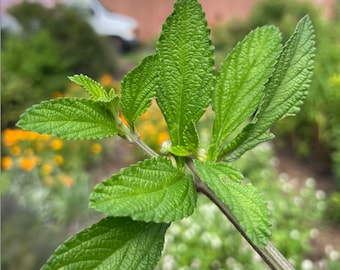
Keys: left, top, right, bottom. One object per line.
{"left": 194, "top": 160, "right": 271, "bottom": 247}
{"left": 41, "top": 217, "right": 169, "bottom": 270}
{"left": 17, "top": 98, "right": 118, "bottom": 140}
{"left": 208, "top": 26, "right": 282, "bottom": 160}
{"left": 68, "top": 74, "right": 111, "bottom": 102}
{"left": 156, "top": 0, "right": 214, "bottom": 150}
{"left": 120, "top": 54, "right": 159, "bottom": 128}
{"left": 222, "top": 15, "right": 315, "bottom": 160}
{"left": 90, "top": 157, "right": 197, "bottom": 223}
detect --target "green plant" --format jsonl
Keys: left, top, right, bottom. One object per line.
{"left": 1, "top": 2, "right": 116, "bottom": 129}
{"left": 17, "top": 0, "right": 315, "bottom": 269}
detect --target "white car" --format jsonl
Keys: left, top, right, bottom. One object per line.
{"left": 1, "top": 0, "right": 139, "bottom": 51}
{"left": 67, "top": 0, "right": 139, "bottom": 51}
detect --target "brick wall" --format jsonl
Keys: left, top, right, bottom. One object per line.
{"left": 100, "top": 0, "right": 258, "bottom": 42}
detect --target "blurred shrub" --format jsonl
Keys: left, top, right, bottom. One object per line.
{"left": 325, "top": 192, "right": 340, "bottom": 225}
{"left": 213, "top": 0, "right": 340, "bottom": 183}
{"left": 7, "top": 2, "right": 115, "bottom": 77}
{"left": 1, "top": 2, "right": 115, "bottom": 129}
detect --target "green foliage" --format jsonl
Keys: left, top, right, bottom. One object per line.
{"left": 325, "top": 192, "right": 340, "bottom": 224}
{"left": 214, "top": 0, "right": 340, "bottom": 183}
{"left": 120, "top": 55, "right": 159, "bottom": 128}
{"left": 1, "top": 1, "right": 115, "bottom": 129}
{"left": 208, "top": 25, "right": 282, "bottom": 160}
{"left": 8, "top": 2, "right": 114, "bottom": 77}
{"left": 221, "top": 15, "right": 315, "bottom": 161}
{"left": 156, "top": 0, "right": 214, "bottom": 151}
{"left": 158, "top": 145, "right": 333, "bottom": 269}
{"left": 1, "top": 30, "right": 68, "bottom": 129}
{"left": 17, "top": 98, "right": 119, "bottom": 140}
{"left": 42, "top": 217, "right": 169, "bottom": 270}
{"left": 194, "top": 160, "right": 271, "bottom": 247}
{"left": 68, "top": 75, "right": 114, "bottom": 102}
{"left": 90, "top": 157, "right": 196, "bottom": 223}
{"left": 16, "top": 0, "right": 315, "bottom": 268}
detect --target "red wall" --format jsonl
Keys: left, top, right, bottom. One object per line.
{"left": 100, "top": 0, "right": 258, "bottom": 42}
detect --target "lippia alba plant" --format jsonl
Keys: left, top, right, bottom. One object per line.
{"left": 17, "top": 0, "right": 315, "bottom": 269}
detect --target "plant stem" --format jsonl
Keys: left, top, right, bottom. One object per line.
{"left": 187, "top": 160, "right": 294, "bottom": 270}
{"left": 127, "top": 132, "right": 294, "bottom": 269}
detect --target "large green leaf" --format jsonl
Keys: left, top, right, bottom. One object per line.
{"left": 17, "top": 98, "right": 118, "bottom": 140}
{"left": 156, "top": 0, "right": 214, "bottom": 149}
{"left": 90, "top": 157, "right": 197, "bottom": 223}
{"left": 194, "top": 160, "right": 271, "bottom": 247}
{"left": 120, "top": 54, "right": 159, "bottom": 128}
{"left": 68, "top": 74, "right": 112, "bottom": 102}
{"left": 208, "top": 26, "right": 282, "bottom": 160}
{"left": 222, "top": 15, "right": 315, "bottom": 160}
{"left": 41, "top": 217, "right": 169, "bottom": 270}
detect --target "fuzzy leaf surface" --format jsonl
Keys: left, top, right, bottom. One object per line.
{"left": 68, "top": 74, "right": 110, "bottom": 102}
{"left": 194, "top": 160, "right": 271, "bottom": 247}
{"left": 156, "top": 0, "right": 214, "bottom": 148}
{"left": 17, "top": 98, "right": 118, "bottom": 140}
{"left": 90, "top": 157, "right": 196, "bottom": 223}
{"left": 120, "top": 54, "right": 159, "bottom": 127}
{"left": 222, "top": 15, "right": 315, "bottom": 160}
{"left": 41, "top": 217, "right": 169, "bottom": 270}
{"left": 209, "top": 26, "right": 282, "bottom": 160}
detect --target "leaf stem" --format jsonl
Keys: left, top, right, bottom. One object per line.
{"left": 120, "top": 117, "right": 293, "bottom": 269}
{"left": 186, "top": 160, "right": 294, "bottom": 270}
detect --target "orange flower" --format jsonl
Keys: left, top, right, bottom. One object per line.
{"left": 100, "top": 73, "right": 113, "bottom": 85}
{"left": 60, "top": 175, "right": 73, "bottom": 188}
{"left": 157, "top": 131, "right": 170, "bottom": 146}
{"left": 25, "top": 131, "right": 40, "bottom": 141}
{"left": 91, "top": 143, "right": 102, "bottom": 154}
{"left": 52, "top": 91, "right": 63, "bottom": 98}
{"left": 54, "top": 155, "right": 64, "bottom": 166}
{"left": 1, "top": 156, "right": 13, "bottom": 170}
{"left": 3, "top": 129, "right": 19, "bottom": 147}
{"left": 50, "top": 139, "right": 63, "bottom": 151}
{"left": 19, "top": 156, "right": 39, "bottom": 172}
{"left": 10, "top": 146, "right": 21, "bottom": 156}
{"left": 41, "top": 163, "right": 53, "bottom": 175}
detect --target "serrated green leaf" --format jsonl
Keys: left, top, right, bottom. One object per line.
{"left": 156, "top": 0, "right": 214, "bottom": 148}
{"left": 168, "top": 146, "right": 192, "bottom": 157}
{"left": 41, "top": 217, "right": 169, "bottom": 270}
{"left": 221, "top": 16, "right": 315, "bottom": 161}
{"left": 17, "top": 98, "right": 118, "bottom": 140}
{"left": 68, "top": 74, "right": 110, "bottom": 102}
{"left": 194, "top": 160, "right": 271, "bottom": 247}
{"left": 208, "top": 26, "right": 282, "bottom": 161}
{"left": 120, "top": 54, "right": 159, "bottom": 128}
{"left": 90, "top": 157, "right": 197, "bottom": 223}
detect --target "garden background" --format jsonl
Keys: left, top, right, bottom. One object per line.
{"left": 1, "top": 0, "right": 340, "bottom": 269}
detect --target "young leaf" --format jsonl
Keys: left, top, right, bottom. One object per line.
{"left": 221, "top": 15, "right": 315, "bottom": 161}
{"left": 41, "top": 217, "right": 169, "bottom": 270}
{"left": 89, "top": 157, "right": 197, "bottom": 223}
{"left": 120, "top": 54, "right": 159, "bottom": 128}
{"left": 68, "top": 74, "right": 110, "bottom": 102}
{"left": 208, "top": 26, "right": 282, "bottom": 161}
{"left": 156, "top": 0, "right": 214, "bottom": 149}
{"left": 194, "top": 160, "right": 271, "bottom": 247}
{"left": 17, "top": 98, "right": 118, "bottom": 140}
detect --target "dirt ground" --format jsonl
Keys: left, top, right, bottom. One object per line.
{"left": 274, "top": 144, "right": 340, "bottom": 262}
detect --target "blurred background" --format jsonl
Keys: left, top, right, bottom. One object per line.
{"left": 1, "top": 0, "right": 340, "bottom": 269}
